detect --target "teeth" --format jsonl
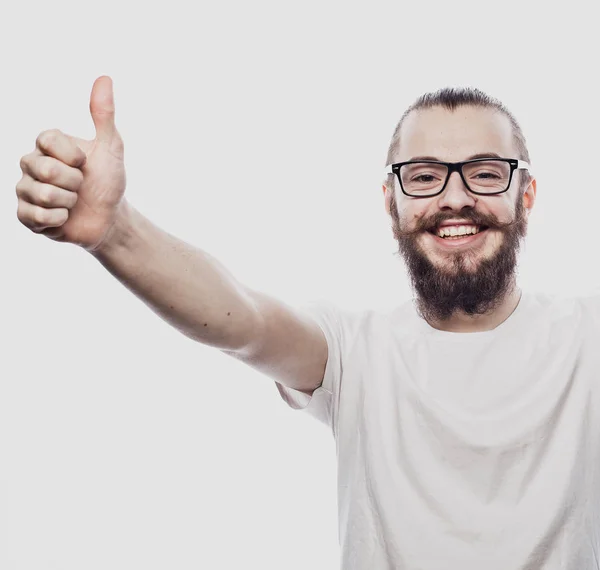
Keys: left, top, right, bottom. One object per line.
{"left": 437, "top": 225, "right": 480, "bottom": 238}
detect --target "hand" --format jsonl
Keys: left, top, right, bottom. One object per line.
{"left": 16, "top": 76, "right": 127, "bottom": 251}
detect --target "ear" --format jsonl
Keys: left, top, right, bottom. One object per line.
{"left": 383, "top": 183, "right": 392, "bottom": 216}
{"left": 522, "top": 177, "right": 537, "bottom": 214}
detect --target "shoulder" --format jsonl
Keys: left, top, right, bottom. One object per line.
{"left": 302, "top": 297, "right": 418, "bottom": 350}
{"left": 524, "top": 287, "right": 600, "bottom": 331}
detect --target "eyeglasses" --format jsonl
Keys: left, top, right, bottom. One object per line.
{"left": 384, "top": 158, "right": 533, "bottom": 198}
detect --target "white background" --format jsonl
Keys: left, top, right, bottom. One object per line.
{"left": 2, "top": 1, "right": 599, "bottom": 568}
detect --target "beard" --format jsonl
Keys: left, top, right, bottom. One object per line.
{"left": 389, "top": 191, "right": 528, "bottom": 324}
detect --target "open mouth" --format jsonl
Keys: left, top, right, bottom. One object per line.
{"left": 427, "top": 225, "right": 489, "bottom": 239}
{"left": 426, "top": 225, "right": 490, "bottom": 246}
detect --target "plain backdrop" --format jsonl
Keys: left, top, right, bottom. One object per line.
{"left": 2, "top": 1, "right": 599, "bottom": 568}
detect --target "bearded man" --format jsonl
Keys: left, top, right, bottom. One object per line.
{"left": 16, "top": 76, "right": 600, "bottom": 570}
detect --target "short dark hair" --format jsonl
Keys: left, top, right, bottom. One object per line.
{"left": 385, "top": 87, "right": 532, "bottom": 193}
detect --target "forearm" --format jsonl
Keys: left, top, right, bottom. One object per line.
{"left": 90, "top": 200, "right": 261, "bottom": 351}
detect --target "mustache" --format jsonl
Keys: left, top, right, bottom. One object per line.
{"left": 395, "top": 214, "right": 519, "bottom": 238}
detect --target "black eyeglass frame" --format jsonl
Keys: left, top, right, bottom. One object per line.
{"left": 384, "top": 158, "right": 533, "bottom": 198}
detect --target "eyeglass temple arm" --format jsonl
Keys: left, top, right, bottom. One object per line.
{"left": 518, "top": 160, "right": 534, "bottom": 178}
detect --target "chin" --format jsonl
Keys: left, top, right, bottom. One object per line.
{"left": 431, "top": 255, "right": 480, "bottom": 275}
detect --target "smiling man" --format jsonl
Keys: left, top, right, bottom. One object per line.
{"left": 276, "top": 90, "right": 600, "bottom": 570}
{"left": 385, "top": 99, "right": 534, "bottom": 330}
{"left": 16, "top": 78, "right": 600, "bottom": 570}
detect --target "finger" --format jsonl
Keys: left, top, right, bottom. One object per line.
{"left": 36, "top": 129, "right": 87, "bottom": 168}
{"left": 16, "top": 175, "right": 78, "bottom": 209}
{"left": 89, "top": 76, "right": 117, "bottom": 144}
{"left": 20, "top": 153, "right": 84, "bottom": 193}
{"left": 16, "top": 199, "right": 69, "bottom": 232}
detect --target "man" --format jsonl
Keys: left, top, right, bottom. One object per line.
{"left": 16, "top": 76, "right": 600, "bottom": 569}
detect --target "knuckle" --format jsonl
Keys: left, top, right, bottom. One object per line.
{"left": 40, "top": 159, "right": 55, "bottom": 181}
{"left": 16, "top": 201, "right": 27, "bottom": 224}
{"left": 15, "top": 178, "right": 28, "bottom": 197}
{"left": 37, "top": 129, "right": 60, "bottom": 150}
{"left": 19, "top": 154, "right": 30, "bottom": 172}
{"left": 38, "top": 184, "right": 54, "bottom": 206}
{"left": 32, "top": 207, "right": 48, "bottom": 226}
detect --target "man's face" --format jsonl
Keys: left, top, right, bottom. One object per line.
{"left": 384, "top": 105, "right": 536, "bottom": 323}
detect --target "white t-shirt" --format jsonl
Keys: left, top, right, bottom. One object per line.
{"left": 276, "top": 289, "right": 600, "bottom": 570}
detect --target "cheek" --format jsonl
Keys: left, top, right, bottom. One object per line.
{"left": 488, "top": 197, "right": 515, "bottom": 222}
{"left": 397, "top": 204, "right": 427, "bottom": 229}
{"left": 479, "top": 229, "right": 504, "bottom": 257}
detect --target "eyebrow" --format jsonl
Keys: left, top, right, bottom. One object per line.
{"left": 407, "top": 152, "right": 503, "bottom": 161}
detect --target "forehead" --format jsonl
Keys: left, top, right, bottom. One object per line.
{"left": 395, "top": 105, "right": 516, "bottom": 162}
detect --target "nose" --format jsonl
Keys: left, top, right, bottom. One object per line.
{"left": 436, "top": 170, "right": 476, "bottom": 210}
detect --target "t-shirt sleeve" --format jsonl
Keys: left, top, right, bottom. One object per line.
{"left": 274, "top": 301, "right": 348, "bottom": 433}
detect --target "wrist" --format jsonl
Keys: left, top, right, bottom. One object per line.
{"left": 88, "top": 199, "right": 135, "bottom": 260}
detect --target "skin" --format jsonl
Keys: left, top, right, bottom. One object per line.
{"left": 15, "top": 79, "right": 539, "bottom": 394}
{"left": 382, "top": 105, "right": 537, "bottom": 333}
{"left": 15, "top": 76, "right": 330, "bottom": 395}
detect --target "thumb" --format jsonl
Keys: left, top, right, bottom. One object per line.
{"left": 89, "top": 75, "right": 117, "bottom": 144}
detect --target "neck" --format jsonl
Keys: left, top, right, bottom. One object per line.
{"left": 423, "top": 281, "right": 522, "bottom": 333}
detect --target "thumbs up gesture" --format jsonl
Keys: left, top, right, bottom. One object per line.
{"left": 16, "top": 76, "right": 127, "bottom": 251}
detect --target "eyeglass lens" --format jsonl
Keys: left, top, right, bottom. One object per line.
{"left": 399, "top": 160, "right": 511, "bottom": 196}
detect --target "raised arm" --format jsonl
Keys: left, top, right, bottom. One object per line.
{"left": 15, "top": 76, "right": 327, "bottom": 396}
{"left": 91, "top": 201, "right": 328, "bottom": 394}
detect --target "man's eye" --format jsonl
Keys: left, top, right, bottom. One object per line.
{"left": 413, "top": 175, "right": 436, "bottom": 183}
{"left": 474, "top": 171, "right": 501, "bottom": 179}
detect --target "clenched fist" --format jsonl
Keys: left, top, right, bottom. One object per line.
{"left": 16, "top": 76, "right": 127, "bottom": 251}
